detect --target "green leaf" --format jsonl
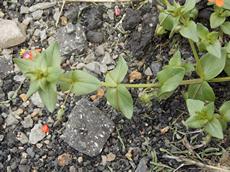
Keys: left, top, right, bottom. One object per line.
{"left": 182, "top": 0, "right": 197, "bottom": 13}
{"left": 221, "top": 22, "right": 230, "bottom": 35}
{"left": 13, "top": 58, "right": 34, "bottom": 74}
{"left": 186, "top": 113, "right": 209, "bottom": 128}
{"left": 210, "top": 12, "right": 226, "bottom": 28}
{"left": 159, "top": 13, "right": 174, "bottom": 31}
{"left": 223, "top": 1, "right": 230, "bottom": 10}
{"left": 219, "top": 101, "right": 230, "bottom": 121}
{"left": 169, "top": 50, "right": 182, "bottom": 67}
{"left": 224, "top": 57, "right": 230, "bottom": 76}
{"left": 197, "top": 23, "right": 209, "bottom": 40}
{"left": 187, "top": 81, "right": 215, "bottom": 102}
{"left": 206, "top": 40, "right": 221, "bottom": 59}
{"left": 27, "top": 80, "right": 39, "bottom": 97}
{"left": 44, "top": 42, "right": 61, "bottom": 67}
{"left": 157, "top": 67, "right": 185, "bottom": 95}
{"left": 204, "top": 118, "right": 223, "bottom": 139}
{"left": 201, "top": 51, "right": 226, "bottom": 80}
{"left": 105, "top": 57, "right": 128, "bottom": 85}
{"left": 46, "top": 67, "right": 63, "bottom": 83}
{"left": 60, "top": 70, "right": 100, "bottom": 95}
{"left": 106, "top": 85, "right": 133, "bottom": 119}
{"left": 179, "top": 21, "right": 198, "bottom": 42}
{"left": 38, "top": 83, "right": 57, "bottom": 112}
{"left": 186, "top": 99, "right": 204, "bottom": 116}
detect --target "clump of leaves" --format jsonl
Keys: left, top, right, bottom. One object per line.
{"left": 14, "top": 0, "right": 230, "bottom": 140}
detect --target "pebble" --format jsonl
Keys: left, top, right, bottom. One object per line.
{"left": 26, "top": 147, "right": 35, "bottom": 158}
{"left": 144, "top": 67, "right": 153, "bottom": 76}
{"left": 5, "top": 113, "right": 19, "bottom": 126}
{"left": 77, "top": 156, "right": 83, "bottom": 163}
{"left": 150, "top": 61, "right": 161, "bottom": 76}
{"left": 20, "top": 6, "right": 29, "bottom": 14}
{"left": 16, "top": 132, "right": 29, "bottom": 144}
{"left": 32, "top": 10, "right": 43, "bottom": 20}
{"left": 0, "top": 56, "right": 14, "bottom": 79}
{"left": 18, "top": 165, "right": 30, "bottom": 172}
{"left": 21, "top": 115, "right": 33, "bottom": 128}
{"left": 29, "top": 123, "right": 46, "bottom": 144}
{"left": 85, "top": 62, "right": 101, "bottom": 75}
{"left": 30, "top": 92, "right": 44, "bottom": 108}
{"left": 84, "top": 52, "right": 96, "bottom": 63}
{"left": 0, "top": 19, "right": 26, "bottom": 49}
{"left": 86, "top": 31, "right": 104, "bottom": 43}
{"left": 0, "top": 135, "right": 4, "bottom": 142}
{"left": 13, "top": 75, "right": 25, "bottom": 82}
{"left": 57, "top": 153, "right": 72, "bottom": 167}
{"left": 102, "top": 52, "right": 114, "bottom": 65}
{"left": 29, "top": 2, "right": 56, "bottom": 12}
{"left": 95, "top": 45, "right": 105, "bottom": 57}
{"left": 69, "top": 166, "right": 77, "bottom": 172}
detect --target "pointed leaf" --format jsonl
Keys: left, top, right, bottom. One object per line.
{"left": 204, "top": 118, "right": 223, "bottom": 139}
{"left": 201, "top": 51, "right": 226, "bottom": 80}
{"left": 13, "top": 58, "right": 33, "bottom": 74}
{"left": 105, "top": 57, "right": 128, "bottom": 84}
{"left": 182, "top": 0, "right": 197, "bottom": 13}
{"left": 27, "top": 80, "right": 39, "bottom": 97}
{"left": 206, "top": 40, "right": 221, "bottom": 59}
{"left": 186, "top": 99, "right": 204, "bottom": 116}
{"left": 38, "top": 83, "right": 57, "bottom": 112}
{"left": 187, "top": 81, "right": 215, "bottom": 102}
{"left": 221, "top": 22, "right": 230, "bottom": 35}
{"left": 179, "top": 21, "right": 198, "bottom": 42}
{"left": 44, "top": 42, "right": 61, "bottom": 67}
{"left": 169, "top": 50, "right": 182, "bottom": 67}
{"left": 210, "top": 12, "right": 226, "bottom": 28}
{"left": 106, "top": 85, "right": 133, "bottom": 119}
{"left": 220, "top": 101, "right": 230, "bottom": 121}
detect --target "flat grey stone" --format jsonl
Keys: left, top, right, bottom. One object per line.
{"left": 56, "top": 24, "right": 87, "bottom": 56}
{"left": 0, "top": 19, "right": 26, "bottom": 49}
{"left": 21, "top": 115, "right": 33, "bottom": 128}
{"left": 30, "top": 92, "right": 44, "bottom": 108}
{"left": 16, "top": 132, "right": 28, "bottom": 144}
{"left": 135, "top": 157, "right": 148, "bottom": 172}
{"left": 0, "top": 56, "right": 13, "bottom": 79}
{"left": 5, "top": 113, "right": 19, "bottom": 126}
{"left": 29, "top": 123, "right": 46, "bottom": 144}
{"left": 61, "top": 98, "right": 114, "bottom": 157}
{"left": 29, "top": 2, "right": 56, "bottom": 12}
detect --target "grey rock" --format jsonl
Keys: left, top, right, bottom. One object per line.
{"left": 31, "top": 92, "right": 44, "bottom": 108}
{"left": 102, "top": 52, "right": 114, "bottom": 65}
{"left": 66, "top": 23, "right": 76, "bottom": 34}
{"left": 95, "top": 45, "right": 105, "bottom": 57}
{"left": 84, "top": 53, "right": 95, "bottom": 63}
{"left": 144, "top": 67, "right": 153, "bottom": 76}
{"left": 16, "top": 132, "right": 28, "bottom": 144}
{"left": 135, "top": 158, "right": 148, "bottom": 172}
{"left": 99, "top": 64, "right": 108, "bottom": 73}
{"left": 29, "top": 123, "right": 46, "bottom": 144}
{"left": 26, "top": 147, "right": 35, "bottom": 158}
{"left": 40, "top": 30, "right": 47, "bottom": 42}
{"left": 5, "top": 113, "right": 19, "bottom": 126}
{"left": 32, "top": 10, "right": 43, "bottom": 20}
{"left": 84, "top": 62, "right": 101, "bottom": 75}
{"left": 64, "top": 5, "right": 79, "bottom": 21}
{"left": 86, "top": 31, "right": 104, "bottom": 43}
{"left": 61, "top": 98, "right": 114, "bottom": 157}
{"left": 21, "top": 116, "right": 33, "bottom": 128}
{"left": 18, "top": 165, "right": 30, "bottom": 172}
{"left": 56, "top": 24, "right": 87, "bottom": 55}
{"left": 150, "top": 61, "right": 161, "bottom": 76}
{"left": 69, "top": 166, "right": 76, "bottom": 172}
{"left": 0, "top": 135, "right": 4, "bottom": 142}
{"left": 0, "top": 56, "right": 13, "bottom": 79}
{"left": 0, "top": 19, "right": 26, "bottom": 48}
{"left": 20, "top": 6, "right": 29, "bottom": 14}
{"left": 29, "top": 2, "right": 56, "bottom": 12}
{"left": 13, "top": 75, "right": 25, "bottom": 82}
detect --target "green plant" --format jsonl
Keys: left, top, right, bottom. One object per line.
{"left": 15, "top": 0, "right": 230, "bottom": 140}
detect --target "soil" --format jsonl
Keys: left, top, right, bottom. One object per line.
{"left": 0, "top": 1, "right": 230, "bottom": 172}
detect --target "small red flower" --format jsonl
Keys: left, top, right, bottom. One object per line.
{"left": 208, "top": 0, "right": 224, "bottom": 7}
{"left": 114, "top": 6, "right": 121, "bottom": 17}
{"left": 41, "top": 124, "right": 49, "bottom": 133}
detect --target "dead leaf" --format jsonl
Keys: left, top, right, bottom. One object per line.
{"left": 106, "top": 152, "right": 116, "bottom": 162}
{"left": 19, "top": 93, "right": 28, "bottom": 102}
{"left": 129, "top": 70, "right": 142, "bottom": 82}
{"left": 90, "top": 88, "right": 105, "bottom": 102}
{"left": 125, "top": 148, "right": 133, "bottom": 161}
{"left": 57, "top": 153, "right": 72, "bottom": 167}
{"left": 160, "top": 126, "right": 169, "bottom": 134}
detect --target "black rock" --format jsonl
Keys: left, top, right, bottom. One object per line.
{"left": 122, "top": 8, "right": 141, "bottom": 31}
{"left": 82, "top": 6, "right": 104, "bottom": 30}
{"left": 86, "top": 31, "right": 104, "bottom": 44}
{"left": 61, "top": 98, "right": 114, "bottom": 157}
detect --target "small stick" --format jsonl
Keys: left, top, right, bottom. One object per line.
{"left": 163, "top": 155, "right": 230, "bottom": 172}
{"left": 56, "top": 0, "right": 66, "bottom": 27}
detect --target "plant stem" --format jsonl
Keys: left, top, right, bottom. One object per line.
{"left": 188, "top": 39, "right": 204, "bottom": 79}
{"left": 100, "top": 76, "right": 230, "bottom": 88}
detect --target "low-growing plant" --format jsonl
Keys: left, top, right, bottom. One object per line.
{"left": 15, "top": 0, "right": 230, "bottom": 140}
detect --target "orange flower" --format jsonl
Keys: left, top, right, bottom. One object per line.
{"left": 208, "top": 0, "right": 224, "bottom": 7}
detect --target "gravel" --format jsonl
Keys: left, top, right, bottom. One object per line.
{"left": 29, "top": 123, "right": 46, "bottom": 144}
